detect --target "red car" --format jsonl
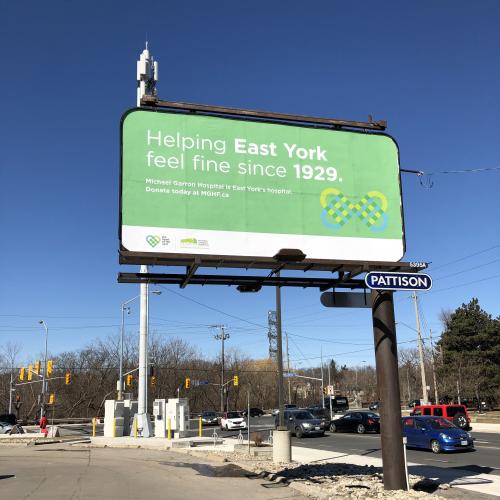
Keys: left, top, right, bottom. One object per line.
{"left": 411, "top": 404, "right": 471, "bottom": 430}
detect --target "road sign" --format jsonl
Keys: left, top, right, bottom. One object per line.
{"left": 365, "top": 271, "right": 432, "bottom": 291}
{"left": 327, "top": 385, "right": 334, "bottom": 395}
{"left": 320, "top": 291, "right": 371, "bottom": 308}
{"left": 284, "top": 373, "right": 296, "bottom": 378}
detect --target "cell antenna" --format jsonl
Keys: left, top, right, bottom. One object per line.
{"left": 136, "top": 42, "right": 158, "bottom": 106}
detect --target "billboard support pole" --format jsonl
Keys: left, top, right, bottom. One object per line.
{"left": 371, "top": 289, "right": 406, "bottom": 490}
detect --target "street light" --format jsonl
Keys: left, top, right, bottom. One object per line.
{"left": 118, "top": 290, "right": 161, "bottom": 400}
{"left": 38, "top": 320, "right": 48, "bottom": 419}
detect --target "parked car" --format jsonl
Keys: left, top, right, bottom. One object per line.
{"left": 411, "top": 404, "right": 471, "bottom": 430}
{"left": 368, "top": 402, "right": 379, "bottom": 411}
{"left": 402, "top": 416, "right": 474, "bottom": 453}
{"left": 277, "top": 410, "right": 328, "bottom": 438}
{"left": 329, "top": 411, "right": 380, "bottom": 434}
{"left": 323, "top": 396, "right": 349, "bottom": 413}
{"left": 0, "top": 421, "right": 14, "bottom": 434}
{"left": 200, "top": 411, "right": 218, "bottom": 426}
{"left": 241, "top": 407, "right": 264, "bottom": 418}
{"left": 0, "top": 414, "right": 16, "bottom": 425}
{"left": 220, "top": 411, "right": 247, "bottom": 430}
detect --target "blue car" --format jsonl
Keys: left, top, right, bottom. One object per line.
{"left": 402, "top": 416, "right": 474, "bottom": 453}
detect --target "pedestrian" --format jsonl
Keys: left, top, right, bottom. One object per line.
{"left": 40, "top": 415, "right": 48, "bottom": 436}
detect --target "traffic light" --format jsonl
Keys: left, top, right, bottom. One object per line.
{"left": 34, "top": 360, "right": 41, "bottom": 375}
{"left": 47, "top": 360, "right": 53, "bottom": 377}
{"left": 65, "top": 372, "right": 71, "bottom": 385}
{"left": 48, "top": 393, "right": 55, "bottom": 405}
{"left": 126, "top": 374, "right": 133, "bottom": 386}
{"left": 150, "top": 375, "right": 157, "bottom": 386}
{"left": 28, "top": 364, "right": 33, "bottom": 381}
{"left": 19, "top": 367, "right": 25, "bottom": 381}
{"left": 233, "top": 375, "right": 239, "bottom": 386}
{"left": 185, "top": 377, "right": 190, "bottom": 389}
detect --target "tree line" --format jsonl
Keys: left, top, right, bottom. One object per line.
{"left": 1, "top": 298, "right": 497, "bottom": 420}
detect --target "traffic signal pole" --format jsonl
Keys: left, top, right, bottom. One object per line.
{"left": 371, "top": 289, "right": 407, "bottom": 490}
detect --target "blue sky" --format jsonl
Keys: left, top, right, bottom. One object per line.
{"left": 1, "top": 0, "right": 499, "bottom": 368}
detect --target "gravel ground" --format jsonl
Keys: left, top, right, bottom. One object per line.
{"left": 200, "top": 450, "right": 449, "bottom": 499}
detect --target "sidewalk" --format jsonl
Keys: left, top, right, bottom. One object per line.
{"left": 471, "top": 423, "right": 500, "bottom": 433}
{"left": 291, "top": 445, "right": 500, "bottom": 498}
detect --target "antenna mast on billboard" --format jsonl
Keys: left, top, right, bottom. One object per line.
{"left": 134, "top": 43, "right": 159, "bottom": 438}
{"left": 137, "top": 41, "right": 158, "bottom": 106}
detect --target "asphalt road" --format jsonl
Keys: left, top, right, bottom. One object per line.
{"left": 202, "top": 416, "right": 500, "bottom": 475}
{"left": 56, "top": 416, "right": 500, "bottom": 475}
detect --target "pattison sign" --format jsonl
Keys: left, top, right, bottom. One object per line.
{"left": 120, "top": 109, "right": 405, "bottom": 262}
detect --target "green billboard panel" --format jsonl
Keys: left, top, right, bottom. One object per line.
{"left": 120, "top": 109, "right": 404, "bottom": 262}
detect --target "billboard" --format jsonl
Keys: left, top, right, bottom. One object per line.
{"left": 120, "top": 108, "right": 404, "bottom": 263}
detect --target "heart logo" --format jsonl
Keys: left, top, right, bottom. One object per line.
{"left": 146, "top": 235, "right": 161, "bottom": 247}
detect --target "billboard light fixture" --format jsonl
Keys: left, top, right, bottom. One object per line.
{"left": 274, "top": 249, "right": 307, "bottom": 263}
{"left": 236, "top": 284, "right": 262, "bottom": 293}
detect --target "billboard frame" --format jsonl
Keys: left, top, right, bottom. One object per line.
{"left": 119, "top": 100, "right": 406, "bottom": 269}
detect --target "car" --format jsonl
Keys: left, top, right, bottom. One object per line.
{"left": 307, "top": 406, "right": 331, "bottom": 428}
{"left": 220, "top": 411, "right": 247, "bottom": 430}
{"left": 402, "top": 416, "right": 474, "bottom": 453}
{"left": 0, "top": 414, "right": 16, "bottom": 425}
{"left": 368, "top": 402, "right": 379, "bottom": 411}
{"left": 241, "top": 407, "right": 264, "bottom": 418}
{"left": 277, "top": 410, "right": 328, "bottom": 438}
{"left": 0, "top": 421, "right": 14, "bottom": 434}
{"left": 200, "top": 411, "right": 218, "bottom": 426}
{"left": 411, "top": 404, "right": 471, "bottom": 430}
{"left": 329, "top": 411, "right": 380, "bottom": 434}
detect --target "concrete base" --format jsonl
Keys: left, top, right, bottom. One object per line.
{"left": 272, "top": 429, "right": 291, "bottom": 463}
{"left": 131, "top": 413, "right": 153, "bottom": 438}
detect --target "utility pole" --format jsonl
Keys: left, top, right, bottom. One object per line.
{"left": 8, "top": 372, "right": 13, "bottom": 414}
{"left": 275, "top": 271, "right": 285, "bottom": 430}
{"left": 214, "top": 325, "right": 229, "bottom": 413}
{"left": 429, "top": 329, "right": 439, "bottom": 404}
{"left": 285, "top": 332, "right": 291, "bottom": 404}
{"left": 320, "top": 347, "right": 325, "bottom": 408}
{"left": 38, "top": 320, "right": 49, "bottom": 419}
{"left": 412, "top": 292, "right": 428, "bottom": 404}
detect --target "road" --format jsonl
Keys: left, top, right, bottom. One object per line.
{"left": 200, "top": 416, "right": 500, "bottom": 475}
{"left": 56, "top": 415, "right": 500, "bottom": 474}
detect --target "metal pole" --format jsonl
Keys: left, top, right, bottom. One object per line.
{"left": 8, "top": 372, "right": 13, "bottom": 414}
{"left": 247, "top": 390, "right": 250, "bottom": 454}
{"left": 286, "top": 332, "right": 291, "bottom": 404}
{"left": 138, "top": 265, "right": 149, "bottom": 415}
{"left": 276, "top": 272, "right": 285, "bottom": 429}
{"left": 320, "top": 347, "right": 325, "bottom": 408}
{"left": 412, "top": 292, "right": 428, "bottom": 404}
{"left": 39, "top": 321, "right": 48, "bottom": 419}
{"left": 429, "top": 329, "right": 439, "bottom": 404}
{"left": 119, "top": 304, "right": 125, "bottom": 400}
{"left": 215, "top": 326, "right": 229, "bottom": 413}
{"left": 371, "top": 289, "right": 406, "bottom": 490}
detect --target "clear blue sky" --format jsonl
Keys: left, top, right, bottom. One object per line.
{"left": 1, "top": 0, "right": 499, "bottom": 369}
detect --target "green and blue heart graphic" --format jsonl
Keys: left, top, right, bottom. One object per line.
{"left": 146, "top": 235, "right": 161, "bottom": 247}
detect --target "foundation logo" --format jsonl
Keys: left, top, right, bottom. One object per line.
{"left": 146, "top": 235, "right": 161, "bottom": 247}
{"left": 180, "top": 237, "right": 209, "bottom": 249}
{"left": 320, "top": 188, "right": 388, "bottom": 232}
